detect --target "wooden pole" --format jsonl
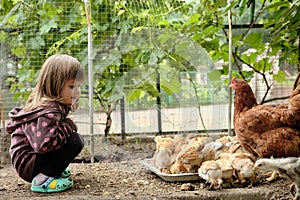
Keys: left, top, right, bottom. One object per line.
{"left": 83, "top": 0, "right": 94, "bottom": 163}
{"left": 228, "top": 0, "right": 233, "bottom": 136}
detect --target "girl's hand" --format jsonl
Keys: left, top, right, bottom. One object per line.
{"left": 71, "top": 98, "right": 80, "bottom": 112}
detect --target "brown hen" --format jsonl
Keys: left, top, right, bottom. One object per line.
{"left": 230, "top": 75, "right": 300, "bottom": 158}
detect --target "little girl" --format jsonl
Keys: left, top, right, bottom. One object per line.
{"left": 6, "top": 54, "right": 85, "bottom": 193}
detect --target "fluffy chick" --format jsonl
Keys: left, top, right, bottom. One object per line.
{"left": 173, "top": 134, "right": 192, "bottom": 158}
{"left": 198, "top": 160, "right": 223, "bottom": 190}
{"left": 254, "top": 157, "right": 300, "bottom": 200}
{"left": 216, "top": 135, "right": 237, "bottom": 143}
{"left": 153, "top": 147, "right": 173, "bottom": 173}
{"left": 175, "top": 136, "right": 212, "bottom": 173}
{"left": 200, "top": 141, "right": 227, "bottom": 160}
{"left": 153, "top": 136, "right": 175, "bottom": 172}
{"left": 215, "top": 159, "right": 234, "bottom": 184}
{"left": 170, "top": 159, "right": 188, "bottom": 174}
{"left": 231, "top": 155, "right": 256, "bottom": 186}
{"left": 228, "top": 141, "right": 245, "bottom": 154}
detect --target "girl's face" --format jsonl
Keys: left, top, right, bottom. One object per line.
{"left": 60, "top": 79, "right": 81, "bottom": 106}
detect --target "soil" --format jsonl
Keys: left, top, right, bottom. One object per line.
{"left": 0, "top": 135, "right": 294, "bottom": 200}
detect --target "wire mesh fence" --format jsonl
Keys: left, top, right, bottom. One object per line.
{"left": 0, "top": 0, "right": 299, "bottom": 162}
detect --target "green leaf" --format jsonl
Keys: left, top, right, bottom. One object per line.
{"left": 131, "top": 26, "right": 144, "bottom": 33}
{"left": 117, "top": 9, "right": 125, "bottom": 16}
{"left": 161, "top": 77, "right": 181, "bottom": 95}
{"left": 154, "top": 48, "right": 165, "bottom": 59}
{"left": 143, "top": 83, "right": 159, "bottom": 97}
{"left": 241, "top": 50, "right": 258, "bottom": 64}
{"left": 264, "top": 1, "right": 289, "bottom": 12}
{"left": 185, "top": 14, "right": 200, "bottom": 26}
{"left": 208, "top": 70, "right": 222, "bottom": 82}
{"left": 245, "top": 32, "right": 263, "bottom": 49}
{"left": 11, "top": 46, "right": 26, "bottom": 57}
{"left": 238, "top": 0, "right": 247, "bottom": 16}
{"left": 127, "top": 89, "right": 142, "bottom": 102}
{"left": 157, "top": 33, "right": 176, "bottom": 44}
{"left": 273, "top": 70, "right": 286, "bottom": 83}
{"left": 158, "top": 20, "right": 170, "bottom": 26}
{"left": 149, "top": 52, "right": 158, "bottom": 66}
{"left": 40, "top": 18, "right": 58, "bottom": 34}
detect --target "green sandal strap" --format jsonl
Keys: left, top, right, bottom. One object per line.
{"left": 61, "top": 167, "right": 71, "bottom": 178}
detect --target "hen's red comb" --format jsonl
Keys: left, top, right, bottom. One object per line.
{"left": 231, "top": 77, "right": 236, "bottom": 83}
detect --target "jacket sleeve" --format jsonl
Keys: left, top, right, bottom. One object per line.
{"left": 24, "top": 111, "right": 74, "bottom": 153}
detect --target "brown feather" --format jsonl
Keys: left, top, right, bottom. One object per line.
{"left": 231, "top": 75, "right": 300, "bottom": 158}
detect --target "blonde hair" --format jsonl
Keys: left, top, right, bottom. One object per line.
{"left": 24, "top": 54, "right": 84, "bottom": 111}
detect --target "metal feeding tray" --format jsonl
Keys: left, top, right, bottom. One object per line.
{"left": 140, "top": 158, "right": 199, "bottom": 182}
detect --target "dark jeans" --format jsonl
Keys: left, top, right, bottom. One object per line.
{"left": 32, "top": 132, "right": 84, "bottom": 179}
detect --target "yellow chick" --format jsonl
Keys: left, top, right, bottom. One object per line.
{"left": 176, "top": 136, "right": 211, "bottom": 173}
{"left": 216, "top": 135, "right": 237, "bottom": 143}
{"left": 228, "top": 141, "right": 245, "bottom": 154}
{"left": 200, "top": 141, "right": 228, "bottom": 160}
{"left": 170, "top": 160, "right": 188, "bottom": 174}
{"left": 215, "top": 158, "right": 234, "bottom": 184}
{"left": 172, "top": 134, "right": 191, "bottom": 160}
{"left": 198, "top": 160, "right": 223, "bottom": 190}
{"left": 153, "top": 136, "right": 175, "bottom": 172}
{"left": 231, "top": 157, "right": 256, "bottom": 186}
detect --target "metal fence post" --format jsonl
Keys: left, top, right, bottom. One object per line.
{"left": 120, "top": 96, "right": 126, "bottom": 140}
{"left": 156, "top": 70, "right": 162, "bottom": 134}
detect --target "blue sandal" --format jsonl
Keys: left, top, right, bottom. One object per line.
{"left": 61, "top": 167, "right": 71, "bottom": 178}
{"left": 31, "top": 177, "right": 73, "bottom": 193}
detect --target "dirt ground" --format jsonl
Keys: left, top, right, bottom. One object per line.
{"left": 0, "top": 135, "right": 294, "bottom": 200}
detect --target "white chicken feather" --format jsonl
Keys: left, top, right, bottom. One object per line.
{"left": 254, "top": 157, "right": 300, "bottom": 200}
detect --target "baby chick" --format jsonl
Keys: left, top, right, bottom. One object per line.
{"left": 176, "top": 136, "right": 211, "bottom": 173}
{"left": 216, "top": 135, "right": 237, "bottom": 143}
{"left": 153, "top": 136, "right": 175, "bottom": 172}
{"left": 215, "top": 159, "right": 234, "bottom": 184}
{"left": 228, "top": 141, "right": 245, "bottom": 154}
{"left": 198, "top": 160, "right": 223, "bottom": 190}
{"left": 231, "top": 156, "right": 256, "bottom": 186}
{"left": 153, "top": 147, "right": 173, "bottom": 173}
{"left": 254, "top": 157, "right": 300, "bottom": 200}
{"left": 200, "top": 141, "right": 226, "bottom": 160}
{"left": 170, "top": 159, "right": 188, "bottom": 174}
{"left": 172, "top": 134, "right": 192, "bottom": 160}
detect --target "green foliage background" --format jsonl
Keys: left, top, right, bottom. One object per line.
{"left": 1, "top": 0, "right": 299, "bottom": 108}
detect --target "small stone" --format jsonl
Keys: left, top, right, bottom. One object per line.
{"left": 103, "top": 191, "right": 111, "bottom": 195}
{"left": 193, "top": 191, "right": 200, "bottom": 195}
{"left": 180, "top": 183, "right": 195, "bottom": 191}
